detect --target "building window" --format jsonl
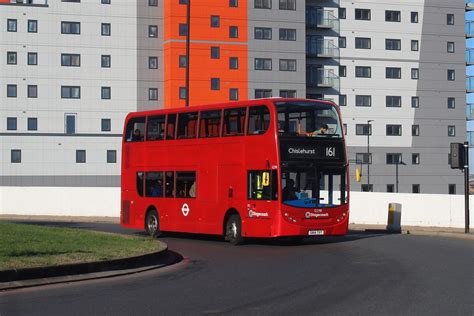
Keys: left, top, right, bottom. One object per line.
{"left": 229, "top": 57, "right": 238, "bottom": 69}
{"left": 11, "top": 150, "right": 21, "bottom": 163}
{"left": 411, "top": 68, "right": 419, "bottom": 80}
{"left": 61, "top": 21, "right": 80, "bottom": 34}
{"left": 229, "top": 0, "right": 238, "bottom": 7}
{"left": 149, "top": 0, "right": 157, "bottom": 6}
{"left": 339, "top": 95, "right": 347, "bottom": 106}
{"left": 229, "top": 88, "right": 238, "bottom": 100}
{"left": 386, "top": 96, "right": 401, "bottom": 107}
{"left": 255, "top": 89, "right": 272, "bottom": 98}
{"left": 355, "top": 95, "right": 371, "bottom": 107}
{"left": 447, "top": 14, "right": 454, "bottom": 25}
{"left": 279, "top": 28, "right": 296, "bottom": 41}
{"left": 229, "top": 26, "right": 238, "bottom": 38}
{"left": 386, "top": 124, "right": 402, "bottom": 136}
{"left": 101, "top": 55, "right": 111, "bottom": 68}
{"left": 355, "top": 66, "right": 371, "bottom": 78}
{"left": 343, "top": 123, "right": 347, "bottom": 135}
{"left": 447, "top": 69, "right": 455, "bottom": 81}
{"left": 101, "top": 118, "right": 111, "bottom": 132}
{"left": 361, "top": 184, "right": 373, "bottom": 192}
{"left": 107, "top": 150, "right": 117, "bottom": 163}
{"left": 255, "top": 27, "right": 272, "bottom": 40}
{"left": 101, "top": 87, "right": 111, "bottom": 99}
{"left": 412, "top": 97, "right": 419, "bottom": 108}
{"left": 255, "top": 58, "right": 272, "bottom": 70}
{"left": 339, "top": 65, "right": 346, "bottom": 77}
{"left": 355, "top": 9, "right": 371, "bottom": 20}
{"left": 7, "top": 52, "right": 17, "bottom": 65}
{"left": 447, "top": 97, "right": 455, "bottom": 109}
{"left": 210, "top": 15, "right": 220, "bottom": 28}
{"left": 448, "top": 184, "right": 456, "bottom": 195}
{"left": 102, "top": 0, "right": 111, "bottom": 4}
{"left": 76, "top": 150, "right": 86, "bottom": 163}
{"left": 386, "top": 153, "right": 402, "bottom": 164}
{"left": 211, "top": 46, "right": 220, "bottom": 59}
{"left": 179, "top": 0, "right": 188, "bottom": 4}
{"left": 149, "top": 25, "right": 158, "bottom": 37}
{"left": 28, "top": 20, "right": 38, "bottom": 33}
{"left": 411, "top": 12, "right": 418, "bottom": 23}
{"left": 386, "top": 67, "right": 401, "bottom": 79}
{"left": 355, "top": 37, "right": 371, "bottom": 49}
{"left": 28, "top": 85, "right": 38, "bottom": 98}
{"left": 149, "top": 88, "right": 158, "bottom": 100}
{"left": 28, "top": 117, "right": 38, "bottom": 131}
{"left": 255, "top": 0, "right": 271, "bottom": 9}
{"left": 447, "top": 42, "right": 455, "bottom": 53}
{"left": 149, "top": 56, "right": 158, "bottom": 69}
{"left": 7, "top": 117, "right": 17, "bottom": 131}
{"left": 61, "top": 54, "right": 80, "bottom": 67}
{"left": 412, "top": 125, "right": 419, "bottom": 136}
{"left": 211, "top": 78, "right": 220, "bottom": 90}
{"left": 65, "top": 114, "right": 76, "bottom": 134}
{"left": 279, "top": 0, "right": 295, "bottom": 10}
{"left": 411, "top": 40, "right": 419, "bottom": 51}
{"left": 356, "top": 153, "right": 372, "bottom": 164}
{"left": 101, "top": 23, "right": 111, "bottom": 36}
{"left": 339, "top": 37, "right": 346, "bottom": 48}
{"left": 28, "top": 52, "right": 38, "bottom": 65}
{"left": 386, "top": 39, "right": 401, "bottom": 50}
{"left": 387, "top": 184, "right": 395, "bottom": 193}
{"left": 385, "top": 10, "right": 401, "bottom": 22}
{"left": 412, "top": 184, "right": 420, "bottom": 193}
{"left": 279, "top": 59, "right": 296, "bottom": 71}
{"left": 448, "top": 125, "right": 455, "bottom": 137}
{"left": 61, "top": 86, "right": 81, "bottom": 99}
{"left": 280, "top": 90, "right": 296, "bottom": 98}
{"left": 7, "top": 19, "right": 17, "bottom": 32}
{"left": 179, "top": 24, "right": 188, "bottom": 36}
{"left": 412, "top": 153, "right": 420, "bottom": 165}
{"left": 179, "top": 55, "right": 187, "bottom": 68}
{"left": 179, "top": 87, "right": 187, "bottom": 100}
{"left": 339, "top": 8, "right": 346, "bottom": 19}
{"left": 7, "top": 84, "right": 17, "bottom": 98}
{"left": 355, "top": 124, "right": 371, "bottom": 135}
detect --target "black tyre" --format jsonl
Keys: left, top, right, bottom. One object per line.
{"left": 145, "top": 209, "right": 161, "bottom": 237}
{"left": 225, "top": 214, "right": 244, "bottom": 245}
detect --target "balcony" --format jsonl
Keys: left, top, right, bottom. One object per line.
{"left": 306, "top": 7, "right": 338, "bottom": 29}
{"left": 467, "top": 77, "right": 474, "bottom": 92}
{"left": 467, "top": 49, "right": 474, "bottom": 65}
{"left": 306, "top": 66, "right": 339, "bottom": 90}
{"left": 306, "top": 37, "right": 339, "bottom": 58}
{"left": 467, "top": 21, "right": 474, "bottom": 38}
{"left": 467, "top": 104, "right": 474, "bottom": 120}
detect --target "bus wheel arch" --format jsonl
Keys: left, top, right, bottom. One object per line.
{"left": 145, "top": 206, "right": 161, "bottom": 237}
{"left": 223, "top": 209, "right": 244, "bottom": 245}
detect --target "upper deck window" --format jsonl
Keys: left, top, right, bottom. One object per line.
{"left": 247, "top": 106, "right": 270, "bottom": 135}
{"left": 125, "top": 117, "right": 145, "bottom": 142}
{"left": 147, "top": 115, "right": 165, "bottom": 141}
{"left": 223, "top": 107, "right": 246, "bottom": 136}
{"left": 166, "top": 114, "right": 177, "bottom": 140}
{"left": 177, "top": 112, "right": 198, "bottom": 139}
{"left": 276, "top": 101, "right": 342, "bottom": 138}
{"left": 199, "top": 110, "right": 221, "bottom": 138}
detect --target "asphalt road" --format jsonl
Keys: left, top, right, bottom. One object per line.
{"left": 1, "top": 222, "right": 473, "bottom": 316}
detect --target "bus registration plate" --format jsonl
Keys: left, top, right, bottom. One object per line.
{"left": 308, "top": 230, "right": 324, "bottom": 236}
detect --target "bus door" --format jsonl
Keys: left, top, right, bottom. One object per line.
{"left": 246, "top": 170, "right": 278, "bottom": 220}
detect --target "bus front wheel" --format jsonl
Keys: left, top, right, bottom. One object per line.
{"left": 145, "top": 209, "right": 161, "bottom": 238}
{"left": 225, "top": 214, "right": 244, "bottom": 245}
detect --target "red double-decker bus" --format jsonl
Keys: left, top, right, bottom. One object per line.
{"left": 121, "top": 98, "right": 349, "bottom": 244}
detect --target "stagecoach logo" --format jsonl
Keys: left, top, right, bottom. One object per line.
{"left": 305, "top": 211, "right": 329, "bottom": 219}
{"left": 181, "top": 203, "right": 190, "bottom": 217}
{"left": 288, "top": 147, "right": 316, "bottom": 155}
{"left": 248, "top": 210, "right": 269, "bottom": 218}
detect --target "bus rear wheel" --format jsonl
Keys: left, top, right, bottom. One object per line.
{"left": 145, "top": 209, "right": 161, "bottom": 238}
{"left": 225, "top": 214, "right": 244, "bottom": 245}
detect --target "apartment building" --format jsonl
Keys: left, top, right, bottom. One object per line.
{"left": 0, "top": 0, "right": 466, "bottom": 195}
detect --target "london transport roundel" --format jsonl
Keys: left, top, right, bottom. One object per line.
{"left": 181, "top": 203, "right": 190, "bottom": 217}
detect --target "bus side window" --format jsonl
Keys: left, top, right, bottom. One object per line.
{"left": 136, "top": 172, "right": 144, "bottom": 197}
{"left": 145, "top": 172, "right": 164, "bottom": 197}
{"left": 147, "top": 115, "right": 165, "bottom": 141}
{"left": 125, "top": 117, "right": 146, "bottom": 142}
{"left": 166, "top": 114, "right": 177, "bottom": 140}
{"left": 199, "top": 110, "right": 221, "bottom": 138}
{"left": 176, "top": 171, "right": 196, "bottom": 198}
{"left": 223, "top": 107, "right": 246, "bottom": 136}
{"left": 248, "top": 105, "right": 270, "bottom": 135}
{"left": 177, "top": 112, "right": 198, "bottom": 139}
{"left": 165, "top": 171, "right": 175, "bottom": 197}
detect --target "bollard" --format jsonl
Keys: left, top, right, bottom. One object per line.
{"left": 386, "top": 203, "right": 402, "bottom": 233}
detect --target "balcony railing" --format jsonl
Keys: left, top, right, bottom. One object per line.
{"left": 306, "top": 37, "right": 339, "bottom": 58}
{"left": 306, "top": 7, "right": 338, "bottom": 29}
{"left": 467, "top": 77, "right": 474, "bottom": 92}
{"left": 467, "top": 21, "right": 474, "bottom": 37}
{"left": 467, "top": 104, "right": 474, "bottom": 120}
{"left": 306, "top": 67, "right": 340, "bottom": 90}
{"left": 467, "top": 49, "right": 474, "bottom": 65}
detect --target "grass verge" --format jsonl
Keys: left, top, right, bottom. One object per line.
{"left": 0, "top": 222, "right": 163, "bottom": 270}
